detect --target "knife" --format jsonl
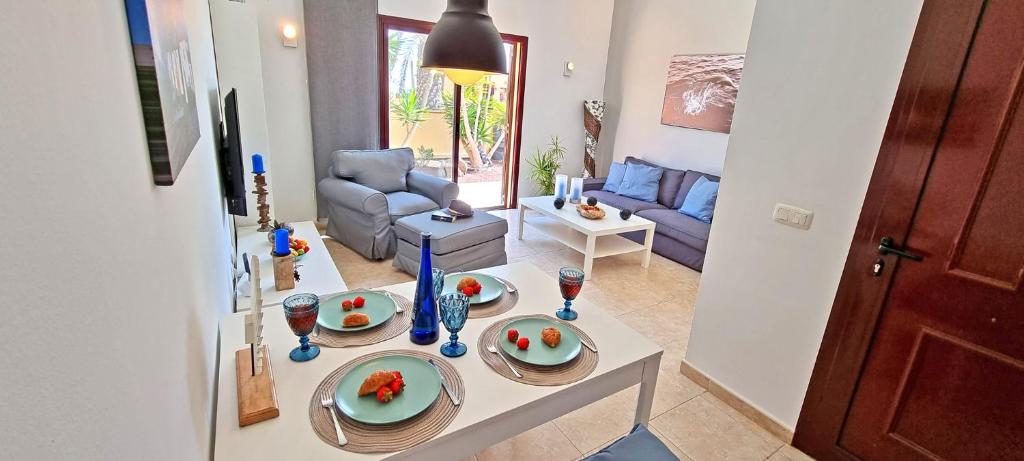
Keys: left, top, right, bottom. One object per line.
{"left": 428, "top": 359, "right": 461, "bottom": 406}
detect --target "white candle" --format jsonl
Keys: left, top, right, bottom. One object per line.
{"left": 554, "top": 174, "right": 568, "bottom": 199}
{"left": 569, "top": 177, "right": 584, "bottom": 203}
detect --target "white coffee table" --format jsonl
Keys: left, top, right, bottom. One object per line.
{"left": 518, "top": 195, "right": 656, "bottom": 279}
{"left": 213, "top": 261, "right": 663, "bottom": 460}
{"left": 234, "top": 221, "right": 347, "bottom": 311}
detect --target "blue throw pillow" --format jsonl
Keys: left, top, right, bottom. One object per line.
{"left": 679, "top": 176, "right": 719, "bottom": 223}
{"left": 602, "top": 162, "right": 627, "bottom": 192}
{"left": 617, "top": 163, "right": 663, "bottom": 202}
{"left": 582, "top": 424, "right": 678, "bottom": 461}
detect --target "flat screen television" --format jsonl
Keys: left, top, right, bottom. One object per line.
{"left": 221, "top": 89, "right": 247, "bottom": 216}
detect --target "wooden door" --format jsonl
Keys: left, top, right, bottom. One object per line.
{"left": 794, "top": 0, "right": 1024, "bottom": 459}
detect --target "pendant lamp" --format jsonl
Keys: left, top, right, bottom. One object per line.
{"left": 421, "top": 0, "right": 508, "bottom": 86}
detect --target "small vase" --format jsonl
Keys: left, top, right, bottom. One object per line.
{"left": 409, "top": 232, "right": 440, "bottom": 345}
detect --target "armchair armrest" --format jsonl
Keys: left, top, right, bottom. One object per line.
{"left": 317, "top": 176, "right": 389, "bottom": 218}
{"left": 407, "top": 171, "right": 459, "bottom": 209}
{"left": 583, "top": 177, "right": 606, "bottom": 192}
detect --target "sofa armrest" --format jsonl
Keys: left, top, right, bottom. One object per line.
{"left": 583, "top": 177, "right": 606, "bottom": 192}
{"left": 317, "top": 176, "right": 389, "bottom": 218}
{"left": 407, "top": 171, "right": 459, "bottom": 208}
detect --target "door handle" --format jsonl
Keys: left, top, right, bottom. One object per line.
{"left": 878, "top": 237, "right": 924, "bottom": 261}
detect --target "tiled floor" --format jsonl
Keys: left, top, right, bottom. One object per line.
{"left": 320, "top": 209, "right": 813, "bottom": 460}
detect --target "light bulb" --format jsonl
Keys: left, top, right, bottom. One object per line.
{"left": 282, "top": 24, "right": 297, "bottom": 40}
{"left": 443, "top": 69, "right": 487, "bottom": 86}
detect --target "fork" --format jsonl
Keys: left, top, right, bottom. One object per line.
{"left": 380, "top": 291, "right": 405, "bottom": 313}
{"left": 486, "top": 344, "right": 523, "bottom": 378}
{"left": 493, "top": 276, "right": 518, "bottom": 294}
{"left": 320, "top": 391, "right": 347, "bottom": 446}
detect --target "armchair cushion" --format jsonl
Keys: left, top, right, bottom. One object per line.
{"left": 407, "top": 171, "right": 459, "bottom": 209}
{"left": 332, "top": 148, "right": 415, "bottom": 193}
{"left": 318, "top": 176, "right": 388, "bottom": 217}
{"left": 385, "top": 191, "right": 439, "bottom": 224}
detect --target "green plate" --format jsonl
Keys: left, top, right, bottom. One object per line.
{"left": 442, "top": 273, "right": 504, "bottom": 304}
{"left": 317, "top": 291, "right": 396, "bottom": 332}
{"left": 499, "top": 318, "right": 582, "bottom": 366}
{"left": 334, "top": 355, "right": 442, "bottom": 425}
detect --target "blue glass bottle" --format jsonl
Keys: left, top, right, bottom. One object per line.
{"left": 409, "top": 232, "right": 440, "bottom": 344}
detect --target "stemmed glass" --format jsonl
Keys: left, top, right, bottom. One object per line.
{"left": 282, "top": 293, "right": 321, "bottom": 362}
{"left": 432, "top": 268, "right": 446, "bottom": 301}
{"left": 556, "top": 266, "right": 585, "bottom": 321}
{"left": 438, "top": 293, "right": 470, "bottom": 357}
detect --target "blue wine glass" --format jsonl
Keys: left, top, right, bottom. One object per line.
{"left": 438, "top": 293, "right": 470, "bottom": 357}
{"left": 282, "top": 293, "right": 321, "bottom": 362}
{"left": 556, "top": 266, "right": 585, "bottom": 321}
{"left": 432, "top": 268, "right": 446, "bottom": 301}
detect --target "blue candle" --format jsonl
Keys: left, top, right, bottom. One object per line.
{"left": 252, "top": 153, "right": 266, "bottom": 174}
{"left": 273, "top": 229, "right": 290, "bottom": 256}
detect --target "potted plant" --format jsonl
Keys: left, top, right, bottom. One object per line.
{"left": 527, "top": 136, "right": 566, "bottom": 195}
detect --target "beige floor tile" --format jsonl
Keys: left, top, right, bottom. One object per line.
{"left": 615, "top": 302, "right": 693, "bottom": 347}
{"left": 703, "top": 393, "right": 782, "bottom": 446}
{"left": 554, "top": 388, "right": 638, "bottom": 454}
{"left": 651, "top": 367, "right": 705, "bottom": 418}
{"left": 649, "top": 425, "right": 697, "bottom": 460}
{"left": 456, "top": 456, "right": 478, "bottom": 461}
{"left": 651, "top": 394, "right": 783, "bottom": 461}
{"left": 476, "top": 422, "right": 581, "bottom": 461}
{"left": 767, "top": 444, "right": 815, "bottom": 461}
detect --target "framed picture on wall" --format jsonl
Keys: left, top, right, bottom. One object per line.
{"left": 124, "top": 0, "right": 201, "bottom": 186}
{"left": 660, "top": 54, "right": 744, "bottom": 134}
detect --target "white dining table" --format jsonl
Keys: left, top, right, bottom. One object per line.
{"left": 213, "top": 261, "right": 663, "bottom": 460}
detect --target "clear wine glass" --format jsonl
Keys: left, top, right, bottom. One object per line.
{"left": 556, "top": 266, "right": 585, "bottom": 321}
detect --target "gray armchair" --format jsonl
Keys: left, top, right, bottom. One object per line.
{"left": 318, "top": 148, "right": 459, "bottom": 260}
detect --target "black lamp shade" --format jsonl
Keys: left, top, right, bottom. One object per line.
{"left": 422, "top": 0, "right": 508, "bottom": 78}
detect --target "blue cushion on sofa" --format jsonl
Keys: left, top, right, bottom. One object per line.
{"left": 679, "top": 176, "right": 719, "bottom": 223}
{"left": 617, "top": 163, "right": 663, "bottom": 202}
{"left": 602, "top": 162, "right": 627, "bottom": 192}
{"left": 582, "top": 424, "right": 679, "bottom": 461}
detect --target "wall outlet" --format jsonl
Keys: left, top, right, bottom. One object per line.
{"left": 773, "top": 203, "right": 813, "bottom": 230}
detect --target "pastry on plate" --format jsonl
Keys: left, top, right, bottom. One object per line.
{"left": 541, "top": 327, "right": 561, "bottom": 348}
{"left": 343, "top": 312, "right": 370, "bottom": 328}
{"left": 358, "top": 370, "right": 396, "bottom": 396}
{"left": 456, "top": 276, "right": 479, "bottom": 291}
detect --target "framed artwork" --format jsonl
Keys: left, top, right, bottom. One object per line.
{"left": 124, "top": 0, "right": 200, "bottom": 186}
{"left": 660, "top": 54, "right": 744, "bottom": 134}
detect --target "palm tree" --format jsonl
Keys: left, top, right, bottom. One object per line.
{"left": 441, "top": 79, "right": 508, "bottom": 168}
{"left": 389, "top": 90, "right": 427, "bottom": 147}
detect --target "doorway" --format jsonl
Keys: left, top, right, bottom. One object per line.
{"left": 378, "top": 15, "right": 528, "bottom": 210}
{"left": 794, "top": 0, "right": 1024, "bottom": 459}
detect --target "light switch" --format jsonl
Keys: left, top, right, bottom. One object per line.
{"left": 773, "top": 203, "right": 813, "bottom": 230}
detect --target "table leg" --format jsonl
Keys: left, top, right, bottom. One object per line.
{"left": 517, "top": 205, "right": 527, "bottom": 240}
{"left": 584, "top": 235, "right": 596, "bottom": 280}
{"left": 642, "top": 225, "right": 655, "bottom": 268}
{"left": 635, "top": 354, "right": 661, "bottom": 426}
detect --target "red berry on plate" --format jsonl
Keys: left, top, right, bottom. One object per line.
{"left": 507, "top": 329, "right": 519, "bottom": 342}
{"left": 462, "top": 287, "right": 474, "bottom": 297}
{"left": 303, "top": 246, "right": 310, "bottom": 253}
{"left": 517, "top": 337, "right": 530, "bottom": 350}
{"left": 376, "top": 386, "right": 394, "bottom": 403}
{"left": 391, "top": 370, "right": 403, "bottom": 380}
{"left": 389, "top": 378, "right": 405, "bottom": 395}
{"left": 473, "top": 283, "right": 482, "bottom": 294}
{"left": 353, "top": 296, "right": 365, "bottom": 308}
{"left": 342, "top": 300, "right": 354, "bottom": 311}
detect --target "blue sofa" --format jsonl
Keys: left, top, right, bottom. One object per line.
{"left": 584, "top": 156, "right": 719, "bottom": 271}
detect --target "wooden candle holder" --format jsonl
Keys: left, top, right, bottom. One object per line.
{"left": 253, "top": 172, "right": 272, "bottom": 232}
{"left": 272, "top": 253, "right": 295, "bottom": 291}
{"left": 235, "top": 345, "right": 279, "bottom": 427}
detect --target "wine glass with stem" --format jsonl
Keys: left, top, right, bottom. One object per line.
{"left": 282, "top": 293, "right": 321, "bottom": 362}
{"left": 438, "top": 293, "right": 470, "bottom": 357}
{"left": 556, "top": 266, "right": 585, "bottom": 321}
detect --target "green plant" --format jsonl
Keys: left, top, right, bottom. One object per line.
{"left": 527, "top": 137, "right": 567, "bottom": 195}
{"left": 441, "top": 79, "right": 508, "bottom": 168}
{"left": 389, "top": 90, "right": 428, "bottom": 147}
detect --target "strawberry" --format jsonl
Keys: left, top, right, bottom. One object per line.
{"left": 376, "top": 386, "right": 393, "bottom": 403}
{"left": 391, "top": 370, "right": 403, "bottom": 380}
{"left": 462, "top": 287, "right": 475, "bottom": 297}
{"left": 473, "top": 283, "right": 482, "bottom": 294}
{"left": 342, "top": 300, "right": 354, "bottom": 311}
{"left": 303, "top": 246, "right": 310, "bottom": 253}
{"left": 507, "top": 329, "right": 519, "bottom": 342}
{"left": 353, "top": 296, "right": 365, "bottom": 308}
{"left": 517, "top": 337, "right": 530, "bottom": 350}
{"left": 389, "top": 378, "right": 405, "bottom": 395}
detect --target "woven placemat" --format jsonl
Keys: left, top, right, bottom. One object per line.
{"left": 468, "top": 276, "right": 519, "bottom": 319}
{"left": 477, "top": 314, "right": 599, "bottom": 386}
{"left": 311, "top": 291, "right": 413, "bottom": 348}
{"left": 308, "top": 350, "right": 464, "bottom": 454}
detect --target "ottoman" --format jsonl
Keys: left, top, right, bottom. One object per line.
{"left": 392, "top": 211, "right": 509, "bottom": 275}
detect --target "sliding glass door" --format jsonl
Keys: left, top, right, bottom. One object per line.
{"left": 379, "top": 15, "right": 527, "bottom": 209}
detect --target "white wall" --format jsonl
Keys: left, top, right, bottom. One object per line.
{"left": 684, "top": 0, "right": 924, "bottom": 429}
{"left": 598, "top": 0, "right": 756, "bottom": 176}
{"left": 0, "top": 0, "right": 233, "bottom": 459}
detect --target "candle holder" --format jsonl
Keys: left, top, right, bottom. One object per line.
{"left": 569, "top": 177, "right": 584, "bottom": 204}
{"left": 254, "top": 172, "right": 272, "bottom": 232}
{"left": 554, "top": 174, "right": 568, "bottom": 201}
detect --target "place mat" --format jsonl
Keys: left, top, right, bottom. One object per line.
{"left": 308, "top": 350, "right": 465, "bottom": 454}
{"left": 310, "top": 291, "right": 412, "bottom": 348}
{"left": 467, "top": 276, "right": 519, "bottom": 319}
{"left": 477, "top": 314, "right": 599, "bottom": 386}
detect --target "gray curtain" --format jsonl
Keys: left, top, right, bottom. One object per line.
{"left": 304, "top": 0, "right": 380, "bottom": 219}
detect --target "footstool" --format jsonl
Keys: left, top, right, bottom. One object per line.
{"left": 392, "top": 211, "right": 509, "bottom": 275}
